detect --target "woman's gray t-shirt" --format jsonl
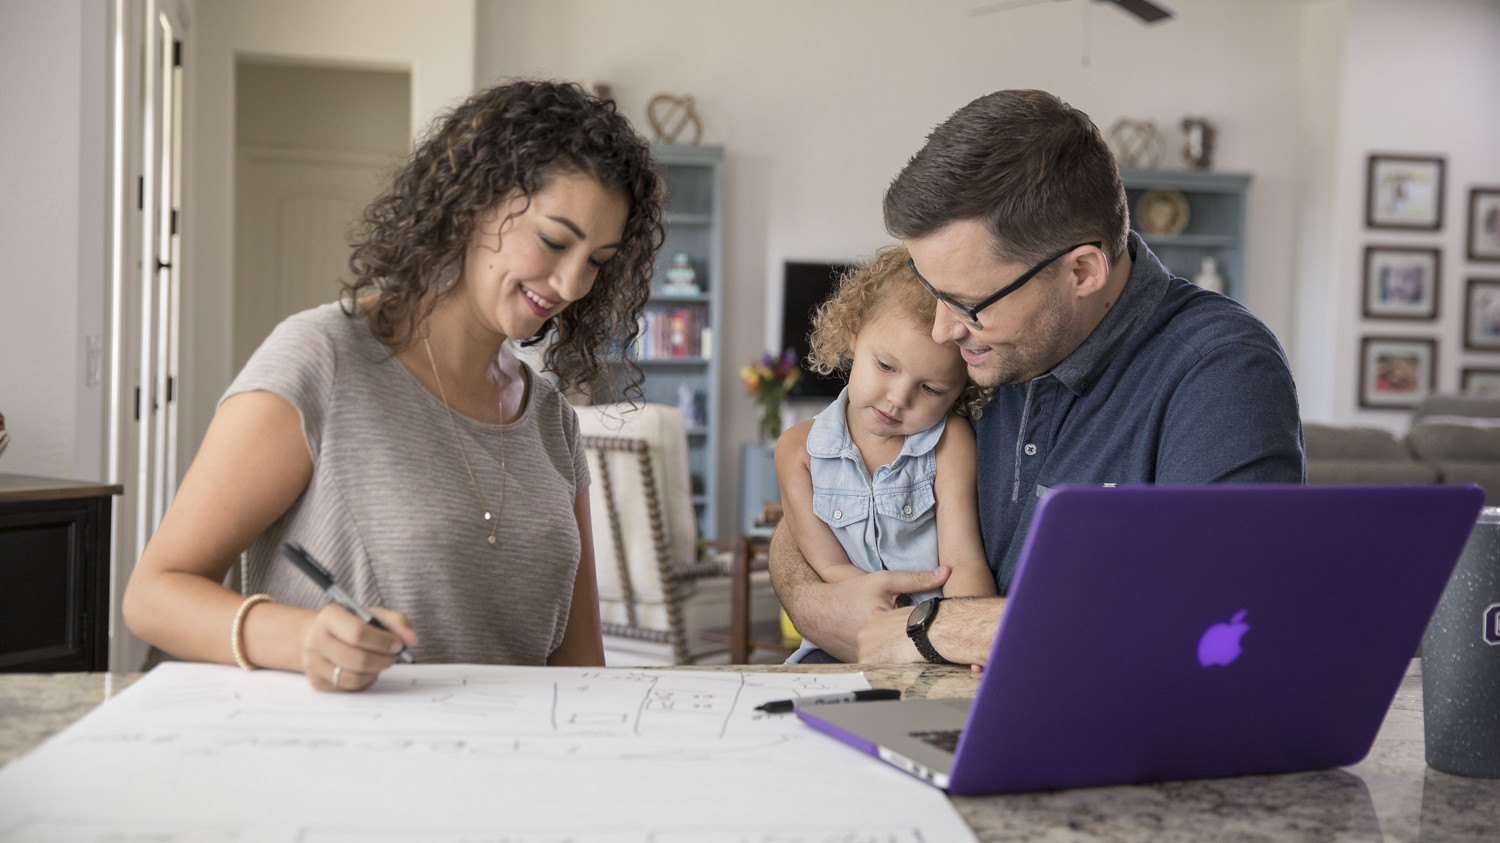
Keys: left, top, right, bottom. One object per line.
{"left": 225, "top": 303, "right": 590, "bottom": 665}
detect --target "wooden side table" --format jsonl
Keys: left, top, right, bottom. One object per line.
{"left": 0, "top": 474, "right": 123, "bottom": 672}
{"left": 696, "top": 531, "right": 797, "bottom": 663}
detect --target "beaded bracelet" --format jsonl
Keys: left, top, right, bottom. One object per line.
{"left": 231, "top": 593, "right": 273, "bottom": 670}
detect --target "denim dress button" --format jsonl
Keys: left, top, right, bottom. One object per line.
{"left": 1024, "top": 443, "right": 1037, "bottom": 456}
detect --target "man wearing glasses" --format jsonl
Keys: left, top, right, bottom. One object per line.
{"left": 769, "top": 89, "right": 1304, "bottom": 666}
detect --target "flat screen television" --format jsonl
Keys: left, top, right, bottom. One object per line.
{"left": 781, "top": 260, "right": 854, "bottom": 399}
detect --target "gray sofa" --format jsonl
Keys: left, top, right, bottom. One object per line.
{"left": 1303, "top": 396, "right": 1500, "bottom": 505}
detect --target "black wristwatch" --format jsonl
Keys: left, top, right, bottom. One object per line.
{"left": 906, "top": 597, "right": 954, "bottom": 665}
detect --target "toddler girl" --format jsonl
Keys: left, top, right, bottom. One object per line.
{"left": 775, "top": 246, "right": 995, "bottom": 664}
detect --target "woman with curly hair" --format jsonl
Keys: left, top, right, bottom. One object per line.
{"left": 125, "top": 80, "right": 664, "bottom": 689}
{"left": 773, "top": 245, "right": 995, "bottom": 664}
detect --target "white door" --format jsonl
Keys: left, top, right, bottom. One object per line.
{"left": 232, "top": 146, "right": 392, "bottom": 371}
{"left": 109, "top": 0, "right": 184, "bottom": 672}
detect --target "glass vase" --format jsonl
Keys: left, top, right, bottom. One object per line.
{"left": 758, "top": 402, "right": 782, "bottom": 443}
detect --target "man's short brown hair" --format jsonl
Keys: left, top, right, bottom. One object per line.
{"left": 883, "top": 89, "right": 1128, "bottom": 265}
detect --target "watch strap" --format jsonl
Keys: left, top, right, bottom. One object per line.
{"left": 907, "top": 599, "right": 954, "bottom": 665}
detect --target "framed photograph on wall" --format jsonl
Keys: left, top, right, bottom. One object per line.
{"left": 1462, "top": 367, "right": 1500, "bottom": 398}
{"left": 1468, "top": 187, "right": 1500, "bottom": 261}
{"left": 1366, "top": 154, "right": 1444, "bottom": 230}
{"left": 1359, "top": 336, "right": 1436, "bottom": 409}
{"left": 1362, "top": 246, "right": 1440, "bottom": 319}
{"left": 1465, "top": 278, "right": 1500, "bottom": 351}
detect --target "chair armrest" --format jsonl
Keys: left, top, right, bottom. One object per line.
{"left": 671, "top": 560, "right": 729, "bottom": 582}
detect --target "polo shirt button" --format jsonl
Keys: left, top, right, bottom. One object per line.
{"left": 903, "top": 505, "right": 912, "bottom": 515}
{"left": 833, "top": 509, "right": 843, "bottom": 520}
{"left": 1024, "top": 443, "right": 1037, "bottom": 456}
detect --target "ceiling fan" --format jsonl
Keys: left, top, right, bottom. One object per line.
{"left": 970, "top": 0, "right": 1175, "bottom": 24}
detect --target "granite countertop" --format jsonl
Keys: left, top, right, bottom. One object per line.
{"left": 3, "top": 661, "right": 1497, "bottom": 840}
{"left": 0, "top": 672, "right": 143, "bottom": 766}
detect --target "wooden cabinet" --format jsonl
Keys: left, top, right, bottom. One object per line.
{"left": 0, "top": 475, "right": 122, "bottom": 672}
{"left": 1121, "top": 169, "right": 1251, "bottom": 302}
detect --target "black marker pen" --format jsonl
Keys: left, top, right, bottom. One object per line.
{"left": 280, "top": 542, "right": 415, "bottom": 664}
{"left": 755, "top": 688, "right": 900, "bottom": 714}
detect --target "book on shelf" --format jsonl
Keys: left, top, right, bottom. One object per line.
{"left": 668, "top": 309, "right": 691, "bottom": 357}
{"left": 633, "top": 306, "right": 708, "bottom": 360}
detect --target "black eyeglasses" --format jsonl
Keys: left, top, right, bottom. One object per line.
{"left": 908, "top": 241, "right": 1102, "bottom": 330}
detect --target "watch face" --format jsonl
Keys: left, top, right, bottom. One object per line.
{"left": 907, "top": 598, "right": 938, "bottom": 632}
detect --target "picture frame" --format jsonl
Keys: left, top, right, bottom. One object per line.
{"left": 1461, "top": 367, "right": 1500, "bottom": 398}
{"left": 1366, "top": 154, "right": 1445, "bottom": 230}
{"left": 1464, "top": 278, "right": 1500, "bottom": 351}
{"left": 1468, "top": 187, "right": 1500, "bottom": 261}
{"left": 1358, "top": 336, "right": 1436, "bottom": 409}
{"left": 1362, "top": 246, "right": 1440, "bottom": 320}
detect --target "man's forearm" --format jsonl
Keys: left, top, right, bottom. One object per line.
{"left": 926, "top": 596, "right": 1007, "bottom": 666}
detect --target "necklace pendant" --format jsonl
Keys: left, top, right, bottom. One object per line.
{"left": 483, "top": 511, "right": 494, "bottom": 521}
{"left": 487, "top": 533, "right": 498, "bottom": 547}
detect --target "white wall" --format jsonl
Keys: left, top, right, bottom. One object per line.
{"left": 181, "top": 0, "right": 475, "bottom": 461}
{"left": 478, "top": 0, "right": 1319, "bottom": 537}
{"left": 0, "top": 0, "right": 107, "bottom": 480}
{"left": 1292, "top": 0, "right": 1350, "bottom": 422}
{"left": 1309, "top": 0, "right": 1500, "bottom": 429}
{"left": 5, "top": 0, "right": 1496, "bottom": 513}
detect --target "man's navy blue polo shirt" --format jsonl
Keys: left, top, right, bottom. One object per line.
{"left": 973, "top": 234, "right": 1305, "bottom": 591}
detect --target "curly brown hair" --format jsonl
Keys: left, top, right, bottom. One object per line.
{"left": 806, "top": 246, "right": 992, "bottom": 418}
{"left": 342, "top": 79, "right": 664, "bottom": 398}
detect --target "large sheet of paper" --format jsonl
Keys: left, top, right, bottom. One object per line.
{"left": 0, "top": 663, "right": 976, "bottom": 841}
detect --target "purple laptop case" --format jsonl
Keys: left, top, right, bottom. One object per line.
{"left": 798, "top": 710, "right": 882, "bottom": 758}
{"left": 939, "top": 484, "right": 1482, "bottom": 794}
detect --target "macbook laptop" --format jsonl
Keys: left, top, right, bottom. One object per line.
{"left": 797, "top": 484, "right": 1485, "bottom": 795}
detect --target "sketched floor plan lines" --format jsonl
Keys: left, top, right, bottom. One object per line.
{"left": 43, "top": 666, "right": 869, "bottom": 766}
{"left": 105, "top": 668, "right": 851, "bottom": 744}
{"left": 0, "top": 664, "right": 979, "bottom": 843}
{"left": 552, "top": 671, "right": 744, "bottom": 739}
{"left": 58, "top": 727, "right": 802, "bottom": 762}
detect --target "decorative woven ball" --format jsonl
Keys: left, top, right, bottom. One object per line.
{"left": 647, "top": 94, "right": 703, "bottom": 145}
{"left": 1107, "top": 119, "right": 1166, "bottom": 169}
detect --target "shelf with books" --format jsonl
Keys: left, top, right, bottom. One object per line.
{"left": 590, "top": 144, "right": 724, "bottom": 539}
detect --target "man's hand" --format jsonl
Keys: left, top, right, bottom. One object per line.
{"left": 854, "top": 604, "right": 923, "bottom": 664}
{"left": 797, "top": 567, "right": 951, "bottom": 661}
{"left": 849, "top": 567, "right": 952, "bottom": 614}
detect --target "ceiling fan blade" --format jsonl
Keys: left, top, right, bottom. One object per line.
{"left": 969, "top": 0, "right": 1067, "bottom": 17}
{"left": 1102, "top": 0, "right": 1175, "bottom": 23}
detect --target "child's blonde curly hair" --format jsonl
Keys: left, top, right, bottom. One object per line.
{"left": 805, "top": 245, "right": 992, "bottom": 418}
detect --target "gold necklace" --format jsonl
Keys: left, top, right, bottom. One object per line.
{"left": 422, "top": 334, "right": 502, "bottom": 548}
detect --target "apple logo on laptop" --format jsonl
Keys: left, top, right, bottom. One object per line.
{"left": 1198, "top": 610, "right": 1249, "bottom": 667}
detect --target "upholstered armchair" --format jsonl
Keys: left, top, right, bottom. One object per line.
{"left": 574, "top": 402, "right": 778, "bottom": 664}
